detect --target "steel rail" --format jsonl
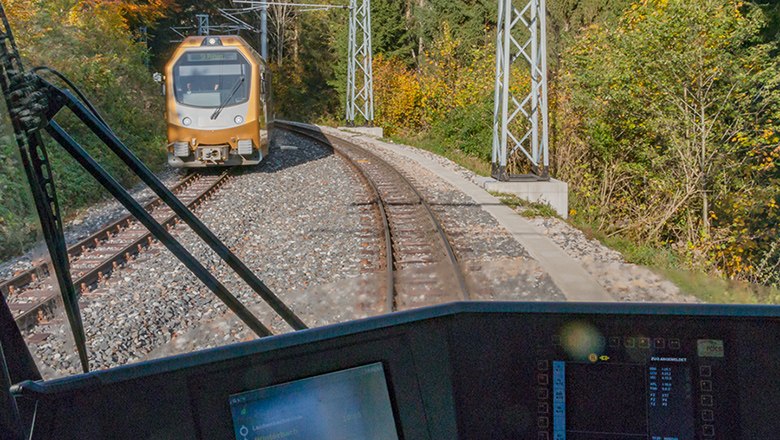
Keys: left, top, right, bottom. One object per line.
{"left": 275, "top": 123, "right": 396, "bottom": 311}
{"left": 47, "top": 121, "right": 273, "bottom": 337}
{"left": 276, "top": 121, "right": 470, "bottom": 310}
{"left": 5, "top": 172, "right": 231, "bottom": 332}
{"left": 0, "top": 173, "right": 201, "bottom": 298}
{"left": 55, "top": 88, "right": 306, "bottom": 331}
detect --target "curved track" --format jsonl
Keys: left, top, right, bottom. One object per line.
{"left": 1, "top": 171, "right": 231, "bottom": 333}
{"left": 276, "top": 121, "right": 469, "bottom": 312}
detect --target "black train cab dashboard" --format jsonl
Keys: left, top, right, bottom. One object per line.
{"left": 13, "top": 302, "right": 780, "bottom": 439}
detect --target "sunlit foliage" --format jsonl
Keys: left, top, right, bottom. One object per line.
{"left": 555, "top": 0, "right": 779, "bottom": 283}
{"left": 0, "top": 0, "right": 167, "bottom": 259}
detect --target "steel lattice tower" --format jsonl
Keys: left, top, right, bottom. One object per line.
{"left": 346, "top": 0, "right": 374, "bottom": 126}
{"left": 196, "top": 14, "right": 210, "bottom": 35}
{"left": 492, "top": 0, "right": 549, "bottom": 181}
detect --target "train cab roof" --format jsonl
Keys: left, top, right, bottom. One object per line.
{"left": 177, "top": 35, "right": 252, "bottom": 49}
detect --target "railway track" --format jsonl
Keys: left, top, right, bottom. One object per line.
{"left": 276, "top": 121, "right": 469, "bottom": 312}
{"left": 0, "top": 171, "right": 231, "bottom": 333}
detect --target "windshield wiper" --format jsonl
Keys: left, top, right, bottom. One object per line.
{"left": 211, "top": 77, "right": 244, "bottom": 120}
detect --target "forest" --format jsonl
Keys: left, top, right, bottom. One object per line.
{"left": 0, "top": 0, "right": 778, "bottom": 298}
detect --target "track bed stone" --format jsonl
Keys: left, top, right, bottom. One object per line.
{"left": 25, "top": 132, "right": 372, "bottom": 377}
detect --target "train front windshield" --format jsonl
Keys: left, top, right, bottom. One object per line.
{"left": 173, "top": 50, "right": 251, "bottom": 108}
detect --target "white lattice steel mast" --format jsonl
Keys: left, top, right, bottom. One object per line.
{"left": 196, "top": 14, "right": 210, "bottom": 35}
{"left": 346, "top": 0, "right": 374, "bottom": 126}
{"left": 492, "top": 0, "right": 549, "bottom": 181}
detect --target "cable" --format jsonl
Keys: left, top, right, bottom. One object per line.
{"left": 31, "top": 66, "right": 114, "bottom": 134}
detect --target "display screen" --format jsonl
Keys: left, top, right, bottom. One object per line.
{"left": 552, "top": 357, "right": 695, "bottom": 439}
{"left": 229, "top": 363, "right": 399, "bottom": 440}
{"left": 537, "top": 331, "right": 732, "bottom": 439}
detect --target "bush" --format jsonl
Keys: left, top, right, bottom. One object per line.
{"left": 556, "top": 0, "right": 780, "bottom": 282}
{"left": 0, "top": 1, "right": 167, "bottom": 260}
{"left": 430, "top": 97, "right": 493, "bottom": 161}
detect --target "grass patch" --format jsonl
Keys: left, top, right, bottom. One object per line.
{"left": 490, "top": 191, "right": 559, "bottom": 218}
{"left": 570, "top": 216, "right": 780, "bottom": 304}
{"left": 659, "top": 267, "right": 780, "bottom": 304}
{"left": 387, "top": 133, "right": 492, "bottom": 177}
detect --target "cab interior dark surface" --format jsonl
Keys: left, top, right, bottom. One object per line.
{"left": 9, "top": 302, "right": 780, "bottom": 439}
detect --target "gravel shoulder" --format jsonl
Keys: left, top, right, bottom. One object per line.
{"left": 323, "top": 126, "right": 697, "bottom": 304}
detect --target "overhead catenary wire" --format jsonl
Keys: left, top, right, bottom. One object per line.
{"left": 231, "top": 1, "right": 349, "bottom": 11}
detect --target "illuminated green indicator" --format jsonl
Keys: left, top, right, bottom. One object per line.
{"left": 697, "top": 339, "right": 725, "bottom": 358}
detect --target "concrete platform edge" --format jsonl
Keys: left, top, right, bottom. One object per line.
{"left": 481, "top": 178, "right": 569, "bottom": 219}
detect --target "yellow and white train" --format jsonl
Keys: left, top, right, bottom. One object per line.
{"left": 163, "top": 35, "right": 272, "bottom": 167}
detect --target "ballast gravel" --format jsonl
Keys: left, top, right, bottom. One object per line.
{"left": 25, "top": 131, "right": 373, "bottom": 378}
{"left": 0, "top": 169, "right": 182, "bottom": 281}
{"left": 347, "top": 137, "right": 564, "bottom": 302}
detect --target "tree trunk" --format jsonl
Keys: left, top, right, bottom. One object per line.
{"left": 699, "top": 73, "right": 710, "bottom": 235}
{"left": 417, "top": 0, "right": 425, "bottom": 66}
{"left": 293, "top": 17, "right": 299, "bottom": 63}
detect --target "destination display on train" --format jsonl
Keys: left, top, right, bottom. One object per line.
{"left": 229, "top": 363, "right": 399, "bottom": 440}
{"left": 186, "top": 51, "right": 239, "bottom": 62}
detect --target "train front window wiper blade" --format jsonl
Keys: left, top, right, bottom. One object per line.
{"left": 211, "top": 77, "right": 244, "bottom": 120}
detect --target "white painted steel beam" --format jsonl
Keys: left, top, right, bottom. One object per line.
{"left": 346, "top": 0, "right": 374, "bottom": 126}
{"left": 492, "top": 0, "right": 549, "bottom": 181}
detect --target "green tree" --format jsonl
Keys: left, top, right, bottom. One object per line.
{"left": 372, "top": 0, "right": 416, "bottom": 63}
{"left": 412, "top": 0, "right": 495, "bottom": 63}
{"left": 0, "top": 0, "right": 167, "bottom": 259}
{"left": 546, "top": 0, "right": 631, "bottom": 66}
{"left": 558, "top": 0, "right": 780, "bottom": 279}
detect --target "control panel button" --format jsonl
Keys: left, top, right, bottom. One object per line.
{"left": 653, "top": 338, "right": 665, "bottom": 349}
{"left": 701, "top": 380, "right": 712, "bottom": 392}
{"left": 702, "top": 409, "right": 714, "bottom": 421}
{"left": 537, "top": 360, "right": 549, "bottom": 371}
{"left": 703, "top": 424, "right": 715, "bottom": 437}
{"left": 701, "top": 394, "right": 714, "bottom": 406}
{"left": 700, "top": 365, "right": 712, "bottom": 377}
{"left": 669, "top": 338, "right": 681, "bottom": 349}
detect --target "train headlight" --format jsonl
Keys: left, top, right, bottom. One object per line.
{"left": 201, "top": 37, "right": 223, "bottom": 46}
{"left": 182, "top": 117, "right": 192, "bottom": 126}
{"left": 234, "top": 115, "right": 244, "bottom": 125}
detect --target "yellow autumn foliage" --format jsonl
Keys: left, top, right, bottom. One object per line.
{"left": 374, "top": 23, "right": 499, "bottom": 135}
